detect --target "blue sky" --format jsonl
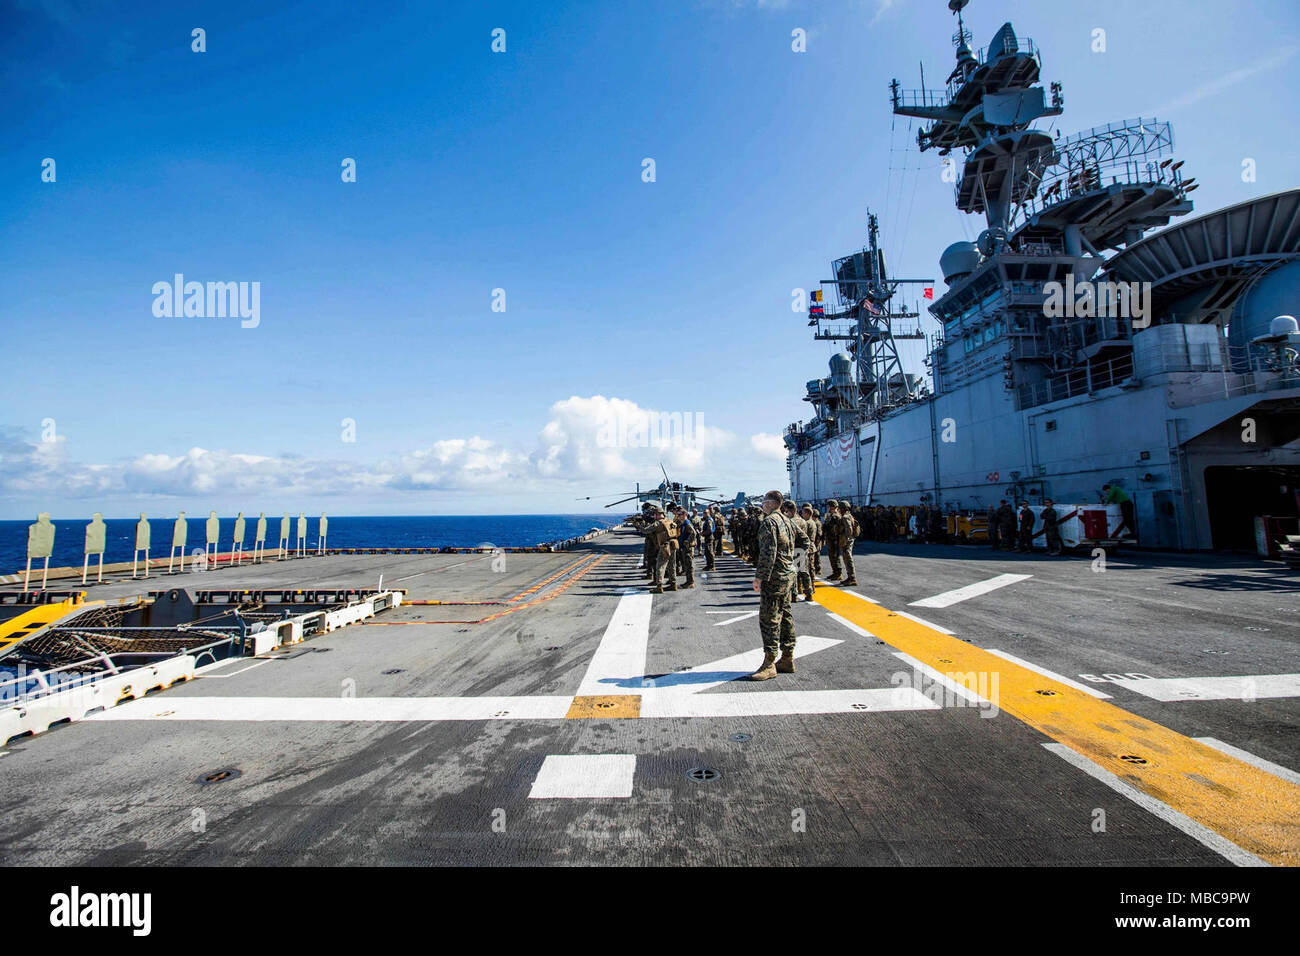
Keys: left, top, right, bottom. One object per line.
{"left": 2, "top": 0, "right": 1298, "bottom": 518}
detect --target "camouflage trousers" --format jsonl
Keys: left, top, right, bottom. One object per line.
{"left": 653, "top": 547, "right": 676, "bottom": 590}
{"left": 825, "top": 539, "right": 841, "bottom": 577}
{"left": 642, "top": 538, "right": 655, "bottom": 576}
{"left": 759, "top": 579, "right": 796, "bottom": 654}
{"left": 838, "top": 542, "right": 856, "bottom": 580}
{"left": 1045, "top": 526, "right": 1063, "bottom": 554}
{"left": 797, "top": 568, "right": 813, "bottom": 600}
{"left": 810, "top": 546, "right": 821, "bottom": 577}
{"left": 702, "top": 534, "right": 715, "bottom": 570}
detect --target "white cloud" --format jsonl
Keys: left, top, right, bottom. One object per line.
{"left": 750, "top": 432, "right": 788, "bottom": 461}
{"left": 1148, "top": 45, "right": 1300, "bottom": 116}
{"left": 0, "top": 397, "right": 788, "bottom": 513}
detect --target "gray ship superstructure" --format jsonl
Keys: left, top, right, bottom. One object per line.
{"left": 784, "top": 0, "right": 1300, "bottom": 550}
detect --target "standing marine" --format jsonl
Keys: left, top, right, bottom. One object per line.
{"left": 1041, "top": 499, "right": 1063, "bottom": 556}
{"left": 781, "top": 500, "right": 813, "bottom": 602}
{"left": 823, "top": 500, "right": 842, "bottom": 580}
{"left": 749, "top": 490, "right": 797, "bottom": 681}
{"left": 801, "top": 503, "right": 822, "bottom": 584}
{"left": 835, "top": 500, "right": 858, "bottom": 586}
{"left": 1016, "top": 501, "right": 1035, "bottom": 552}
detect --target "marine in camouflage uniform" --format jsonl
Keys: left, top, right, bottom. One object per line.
{"left": 700, "top": 509, "right": 716, "bottom": 570}
{"left": 823, "top": 501, "right": 842, "bottom": 580}
{"left": 674, "top": 507, "right": 695, "bottom": 587}
{"left": 749, "top": 491, "right": 797, "bottom": 681}
{"left": 1041, "top": 499, "right": 1064, "bottom": 555}
{"left": 640, "top": 508, "right": 656, "bottom": 578}
{"left": 1016, "top": 502, "right": 1035, "bottom": 552}
{"left": 996, "top": 500, "right": 1017, "bottom": 552}
{"left": 712, "top": 507, "right": 724, "bottom": 561}
{"left": 801, "top": 503, "right": 822, "bottom": 582}
{"left": 646, "top": 508, "right": 672, "bottom": 592}
{"left": 835, "top": 500, "right": 858, "bottom": 585}
{"left": 781, "top": 500, "right": 812, "bottom": 602}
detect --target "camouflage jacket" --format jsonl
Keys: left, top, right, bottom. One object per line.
{"left": 805, "top": 514, "right": 822, "bottom": 547}
{"left": 788, "top": 514, "right": 811, "bottom": 553}
{"left": 822, "top": 513, "right": 841, "bottom": 546}
{"left": 756, "top": 509, "right": 795, "bottom": 583}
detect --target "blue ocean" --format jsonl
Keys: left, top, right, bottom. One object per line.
{"left": 0, "top": 514, "right": 621, "bottom": 573}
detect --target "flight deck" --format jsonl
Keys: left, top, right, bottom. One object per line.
{"left": 1, "top": 529, "right": 1296, "bottom": 867}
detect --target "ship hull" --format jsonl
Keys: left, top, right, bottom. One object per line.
{"left": 790, "top": 370, "right": 1300, "bottom": 551}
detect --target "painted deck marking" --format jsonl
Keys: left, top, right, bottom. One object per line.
{"left": 92, "top": 695, "right": 573, "bottom": 722}
{"left": 644, "top": 636, "right": 841, "bottom": 694}
{"left": 985, "top": 648, "right": 1112, "bottom": 699}
{"left": 1109, "top": 674, "right": 1300, "bottom": 702}
{"left": 1194, "top": 738, "right": 1300, "bottom": 785}
{"left": 811, "top": 585, "right": 1300, "bottom": 867}
{"left": 909, "top": 573, "right": 1032, "bottom": 608}
{"left": 574, "top": 592, "right": 653, "bottom": 697}
{"left": 1043, "top": 743, "right": 1267, "bottom": 867}
{"left": 712, "top": 610, "right": 758, "bottom": 627}
{"left": 529, "top": 754, "right": 636, "bottom": 798}
{"left": 641, "top": 687, "right": 936, "bottom": 718}
{"left": 894, "top": 609, "right": 955, "bottom": 635}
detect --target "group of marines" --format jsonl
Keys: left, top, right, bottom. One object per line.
{"left": 635, "top": 494, "right": 867, "bottom": 682}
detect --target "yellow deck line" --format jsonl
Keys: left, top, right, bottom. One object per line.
{"left": 813, "top": 585, "right": 1300, "bottom": 866}
{"left": 0, "top": 595, "right": 87, "bottom": 653}
{"left": 566, "top": 694, "right": 641, "bottom": 719}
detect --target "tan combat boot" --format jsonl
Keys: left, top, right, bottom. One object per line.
{"left": 775, "top": 649, "right": 795, "bottom": 673}
{"left": 748, "top": 651, "right": 778, "bottom": 681}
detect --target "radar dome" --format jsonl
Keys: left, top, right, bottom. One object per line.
{"left": 829, "top": 352, "right": 853, "bottom": 374}
{"left": 1271, "top": 315, "right": 1299, "bottom": 337}
{"left": 940, "top": 241, "right": 981, "bottom": 283}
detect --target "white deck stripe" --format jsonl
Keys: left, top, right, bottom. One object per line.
{"left": 1111, "top": 674, "right": 1300, "bottom": 702}
{"left": 91, "top": 687, "right": 939, "bottom": 722}
{"left": 574, "top": 592, "right": 653, "bottom": 697}
{"left": 1042, "top": 743, "right": 1269, "bottom": 867}
{"left": 826, "top": 613, "right": 874, "bottom": 638}
{"left": 1193, "top": 738, "right": 1300, "bottom": 785}
{"left": 985, "top": 648, "right": 1112, "bottom": 699}
{"left": 640, "top": 687, "right": 938, "bottom": 718}
{"left": 645, "top": 637, "right": 841, "bottom": 694}
{"left": 89, "top": 695, "right": 573, "bottom": 722}
{"left": 529, "top": 754, "right": 636, "bottom": 798}
{"left": 909, "top": 573, "right": 1032, "bottom": 608}
{"left": 712, "top": 610, "right": 758, "bottom": 627}
{"left": 835, "top": 589, "right": 879, "bottom": 604}
{"left": 892, "top": 651, "right": 989, "bottom": 706}
{"left": 893, "top": 609, "right": 955, "bottom": 635}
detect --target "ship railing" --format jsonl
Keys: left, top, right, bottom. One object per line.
{"left": 1015, "top": 353, "right": 1136, "bottom": 408}
{"left": 975, "top": 37, "right": 1038, "bottom": 65}
{"left": 0, "top": 632, "right": 239, "bottom": 706}
{"left": 892, "top": 86, "right": 953, "bottom": 111}
{"left": 1016, "top": 338, "right": 1300, "bottom": 409}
